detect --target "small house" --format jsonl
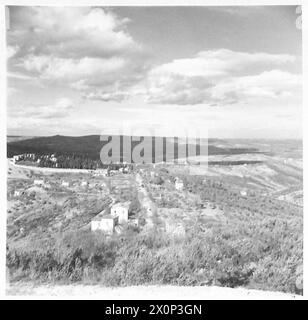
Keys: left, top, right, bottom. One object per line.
{"left": 175, "top": 177, "right": 184, "bottom": 191}
{"left": 110, "top": 202, "right": 131, "bottom": 223}
{"left": 34, "top": 179, "right": 44, "bottom": 186}
{"left": 12, "top": 155, "right": 21, "bottom": 163}
{"left": 91, "top": 213, "right": 118, "bottom": 234}
{"left": 62, "top": 181, "right": 70, "bottom": 187}
{"left": 93, "top": 169, "right": 107, "bottom": 176}
{"left": 14, "top": 190, "right": 21, "bottom": 197}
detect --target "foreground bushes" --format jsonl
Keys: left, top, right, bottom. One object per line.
{"left": 6, "top": 217, "right": 303, "bottom": 294}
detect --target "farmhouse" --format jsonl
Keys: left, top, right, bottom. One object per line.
{"left": 93, "top": 169, "right": 107, "bottom": 176}
{"left": 110, "top": 202, "right": 131, "bottom": 223}
{"left": 62, "top": 181, "right": 70, "bottom": 187}
{"left": 14, "top": 190, "right": 22, "bottom": 197}
{"left": 91, "top": 213, "right": 118, "bottom": 234}
{"left": 175, "top": 177, "right": 184, "bottom": 191}
{"left": 33, "top": 179, "right": 44, "bottom": 186}
{"left": 123, "top": 166, "right": 130, "bottom": 174}
{"left": 12, "top": 155, "right": 21, "bottom": 163}
{"left": 109, "top": 170, "right": 118, "bottom": 176}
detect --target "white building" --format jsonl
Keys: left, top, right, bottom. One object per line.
{"left": 81, "top": 181, "right": 88, "bottom": 187}
{"left": 240, "top": 190, "right": 247, "bottom": 197}
{"left": 175, "top": 177, "right": 184, "bottom": 191}
{"left": 123, "top": 167, "right": 129, "bottom": 174}
{"left": 14, "top": 190, "right": 21, "bottom": 197}
{"left": 34, "top": 179, "right": 44, "bottom": 186}
{"left": 91, "top": 213, "right": 118, "bottom": 234}
{"left": 93, "top": 169, "right": 107, "bottom": 176}
{"left": 12, "top": 155, "right": 21, "bottom": 164}
{"left": 62, "top": 181, "right": 70, "bottom": 187}
{"left": 110, "top": 202, "right": 131, "bottom": 223}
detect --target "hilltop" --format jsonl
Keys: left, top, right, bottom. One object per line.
{"left": 7, "top": 134, "right": 261, "bottom": 159}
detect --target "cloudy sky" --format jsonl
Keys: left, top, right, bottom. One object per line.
{"left": 7, "top": 6, "right": 302, "bottom": 138}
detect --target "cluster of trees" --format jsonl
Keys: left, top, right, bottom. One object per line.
{"left": 39, "top": 154, "right": 101, "bottom": 170}
{"left": 16, "top": 152, "right": 134, "bottom": 171}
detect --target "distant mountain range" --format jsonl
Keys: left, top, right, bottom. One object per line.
{"left": 7, "top": 134, "right": 260, "bottom": 160}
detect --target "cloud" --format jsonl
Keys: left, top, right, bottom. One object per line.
{"left": 8, "top": 7, "right": 137, "bottom": 58}
{"left": 83, "top": 91, "right": 129, "bottom": 102}
{"left": 7, "top": 7, "right": 146, "bottom": 102}
{"left": 144, "top": 49, "right": 300, "bottom": 105}
{"left": 9, "top": 98, "right": 74, "bottom": 119}
{"left": 149, "top": 49, "right": 295, "bottom": 78}
{"left": 7, "top": 7, "right": 301, "bottom": 108}
{"left": 7, "top": 71, "right": 34, "bottom": 80}
{"left": 20, "top": 55, "right": 127, "bottom": 82}
{"left": 211, "top": 70, "right": 302, "bottom": 103}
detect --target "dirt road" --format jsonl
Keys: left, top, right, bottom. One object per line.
{"left": 136, "top": 173, "right": 157, "bottom": 227}
{"left": 8, "top": 160, "right": 93, "bottom": 174}
{"left": 6, "top": 283, "right": 301, "bottom": 299}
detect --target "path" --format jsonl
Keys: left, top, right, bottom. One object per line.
{"left": 135, "top": 173, "right": 157, "bottom": 228}
{"left": 6, "top": 283, "right": 301, "bottom": 299}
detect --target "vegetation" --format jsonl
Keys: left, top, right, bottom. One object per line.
{"left": 7, "top": 135, "right": 260, "bottom": 161}
{"left": 7, "top": 212, "right": 302, "bottom": 294}
{"left": 6, "top": 138, "right": 303, "bottom": 294}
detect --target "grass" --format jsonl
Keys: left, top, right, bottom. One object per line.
{"left": 7, "top": 211, "right": 303, "bottom": 294}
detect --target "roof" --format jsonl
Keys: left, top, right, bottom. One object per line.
{"left": 101, "top": 214, "right": 117, "bottom": 220}
{"left": 111, "top": 201, "right": 131, "bottom": 210}
{"left": 92, "top": 213, "right": 118, "bottom": 222}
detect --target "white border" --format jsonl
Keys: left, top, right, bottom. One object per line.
{"left": 0, "top": 0, "right": 306, "bottom": 300}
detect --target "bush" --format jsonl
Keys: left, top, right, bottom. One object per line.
{"left": 6, "top": 214, "right": 303, "bottom": 294}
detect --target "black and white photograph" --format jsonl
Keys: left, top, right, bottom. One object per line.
{"left": 1, "top": 1, "right": 306, "bottom": 301}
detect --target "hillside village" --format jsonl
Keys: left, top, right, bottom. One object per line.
{"left": 6, "top": 140, "right": 303, "bottom": 294}
{"left": 8, "top": 146, "right": 303, "bottom": 239}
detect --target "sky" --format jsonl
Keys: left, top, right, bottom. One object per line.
{"left": 6, "top": 6, "right": 302, "bottom": 139}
